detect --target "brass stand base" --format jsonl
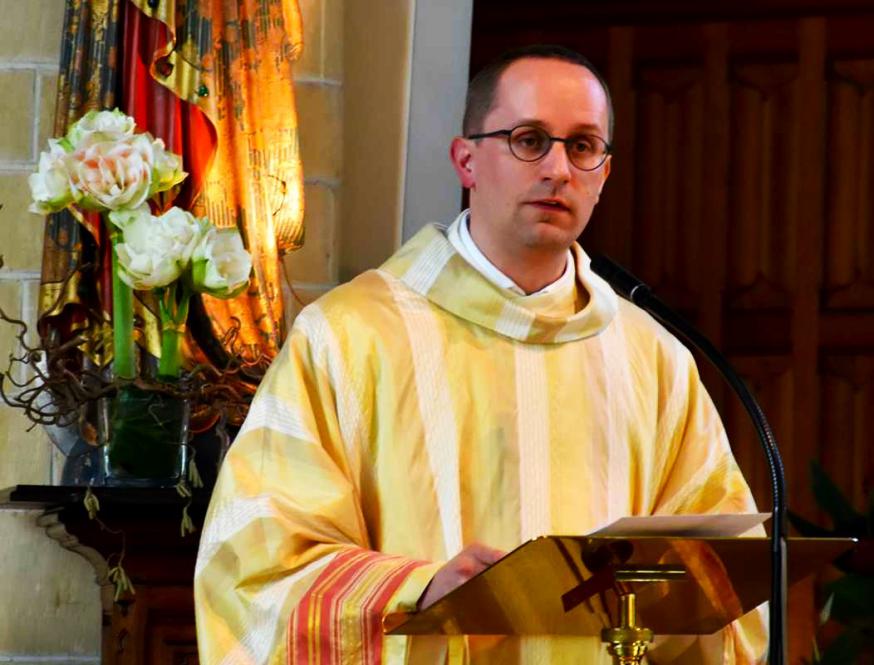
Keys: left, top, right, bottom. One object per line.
{"left": 601, "top": 593, "right": 653, "bottom": 665}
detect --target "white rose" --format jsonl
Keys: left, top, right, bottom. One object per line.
{"left": 67, "top": 109, "right": 135, "bottom": 147}
{"left": 114, "top": 209, "right": 180, "bottom": 290}
{"left": 114, "top": 206, "right": 206, "bottom": 290}
{"left": 68, "top": 132, "right": 155, "bottom": 212}
{"left": 28, "top": 139, "right": 74, "bottom": 214}
{"left": 155, "top": 206, "right": 206, "bottom": 266}
{"left": 191, "top": 226, "right": 252, "bottom": 298}
{"left": 150, "top": 138, "right": 187, "bottom": 195}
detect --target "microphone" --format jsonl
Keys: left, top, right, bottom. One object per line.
{"left": 590, "top": 255, "right": 788, "bottom": 664}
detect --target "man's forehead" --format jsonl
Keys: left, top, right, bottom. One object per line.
{"left": 487, "top": 57, "right": 609, "bottom": 131}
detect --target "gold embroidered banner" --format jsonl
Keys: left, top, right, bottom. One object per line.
{"left": 131, "top": 0, "right": 305, "bottom": 361}
{"left": 39, "top": 0, "right": 125, "bottom": 365}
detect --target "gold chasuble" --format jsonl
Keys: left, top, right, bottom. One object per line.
{"left": 194, "top": 225, "right": 767, "bottom": 664}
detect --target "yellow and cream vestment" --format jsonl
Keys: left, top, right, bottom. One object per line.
{"left": 194, "top": 216, "right": 767, "bottom": 664}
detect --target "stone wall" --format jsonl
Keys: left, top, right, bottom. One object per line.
{"left": 0, "top": 0, "right": 103, "bottom": 661}
{"left": 0, "top": 0, "right": 343, "bottom": 660}
{"left": 285, "top": 0, "right": 344, "bottom": 312}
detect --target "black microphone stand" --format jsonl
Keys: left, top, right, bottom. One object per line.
{"left": 590, "top": 255, "right": 787, "bottom": 665}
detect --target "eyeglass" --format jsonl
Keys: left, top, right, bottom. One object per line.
{"left": 466, "top": 124, "right": 612, "bottom": 171}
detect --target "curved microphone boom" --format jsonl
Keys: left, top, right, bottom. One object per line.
{"left": 590, "top": 255, "right": 788, "bottom": 665}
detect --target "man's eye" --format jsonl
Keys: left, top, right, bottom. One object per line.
{"left": 570, "top": 137, "right": 595, "bottom": 154}
{"left": 514, "top": 132, "right": 546, "bottom": 149}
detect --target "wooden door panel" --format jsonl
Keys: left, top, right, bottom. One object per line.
{"left": 634, "top": 64, "right": 706, "bottom": 311}
{"left": 825, "top": 59, "right": 874, "bottom": 308}
{"left": 727, "top": 62, "right": 801, "bottom": 309}
{"left": 821, "top": 355, "right": 874, "bottom": 510}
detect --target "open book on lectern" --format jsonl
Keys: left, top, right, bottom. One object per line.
{"left": 383, "top": 513, "right": 853, "bottom": 637}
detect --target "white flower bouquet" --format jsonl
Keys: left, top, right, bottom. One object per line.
{"left": 29, "top": 109, "right": 252, "bottom": 380}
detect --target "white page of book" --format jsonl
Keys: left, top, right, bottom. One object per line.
{"left": 589, "top": 513, "right": 770, "bottom": 538}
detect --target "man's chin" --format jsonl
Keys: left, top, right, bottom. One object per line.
{"left": 522, "top": 236, "right": 576, "bottom": 256}
{"left": 522, "top": 218, "right": 582, "bottom": 251}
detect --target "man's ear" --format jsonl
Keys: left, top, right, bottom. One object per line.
{"left": 596, "top": 155, "right": 612, "bottom": 199}
{"left": 450, "top": 136, "right": 476, "bottom": 189}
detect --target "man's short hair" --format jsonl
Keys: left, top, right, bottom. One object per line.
{"left": 462, "top": 44, "right": 614, "bottom": 141}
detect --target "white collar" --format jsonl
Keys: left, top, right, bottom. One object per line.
{"left": 446, "top": 210, "right": 575, "bottom": 297}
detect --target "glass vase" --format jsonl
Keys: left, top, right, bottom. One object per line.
{"left": 99, "top": 384, "right": 190, "bottom": 487}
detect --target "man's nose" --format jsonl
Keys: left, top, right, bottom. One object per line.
{"left": 539, "top": 140, "right": 572, "bottom": 181}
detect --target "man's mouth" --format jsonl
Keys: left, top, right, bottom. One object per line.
{"left": 527, "top": 198, "right": 571, "bottom": 212}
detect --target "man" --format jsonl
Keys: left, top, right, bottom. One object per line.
{"left": 194, "top": 45, "right": 766, "bottom": 664}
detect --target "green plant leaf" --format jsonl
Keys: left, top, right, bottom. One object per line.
{"left": 180, "top": 503, "right": 197, "bottom": 537}
{"left": 819, "top": 593, "right": 834, "bottom": 627}
{"left": 810, "top": 460, "right": 866, "bottom": 536}
{"left": 83, "top": 487, "right": 100, "bottom": 520}
{"left": 826, "top": 574, "right": 874, "bottom": 623}
{"left": 188, "top": 457, "right": 203, "bottom": 489}
{"left": 108, "top": 563, "right": 136, "bottom": 602}
{"left": 816, "top": 629, "right": 864, "bottom": 665}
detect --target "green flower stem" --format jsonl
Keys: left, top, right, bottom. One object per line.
{"left": 157, "top": 281, "right": 191, "bottom": 380}
{"left": 158, "top": 326, "right": 183, "bottom": 379}
{"left": 110, "top": 231, "right": 136, "bottom": 380}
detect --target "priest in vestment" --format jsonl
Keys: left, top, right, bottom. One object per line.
{"left": 194, "top": 45, "right": 767, "bottom": 664}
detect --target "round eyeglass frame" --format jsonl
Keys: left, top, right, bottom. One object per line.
{"left": 466, "top": 124, "right": 612, "bottom": 172}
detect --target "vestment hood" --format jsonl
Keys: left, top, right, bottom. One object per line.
{"left": 379, "top": 222, "right": 618, "bottom": 344}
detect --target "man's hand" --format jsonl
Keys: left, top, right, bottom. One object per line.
{"left": 418, "top": 542, "right": 505, "bottom": 609}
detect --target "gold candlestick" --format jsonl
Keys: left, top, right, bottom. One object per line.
{"left": 601, "top": 592, "right": 653, "bottom": 665}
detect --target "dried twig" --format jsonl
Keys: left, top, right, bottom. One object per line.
{"left": 0, "top": 258, "right": 263, "bottom": 436}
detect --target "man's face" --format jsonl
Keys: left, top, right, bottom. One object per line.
{"left": 453, "top": 58, "right": 612, "bottom": 262}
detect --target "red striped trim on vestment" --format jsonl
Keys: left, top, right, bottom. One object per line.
{"left": 288, "top": 548, "right": 426, "bottom": 664}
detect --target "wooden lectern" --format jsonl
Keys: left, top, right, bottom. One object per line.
{"left": 385, "top": 516, "right": 854, "bottom": 664}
